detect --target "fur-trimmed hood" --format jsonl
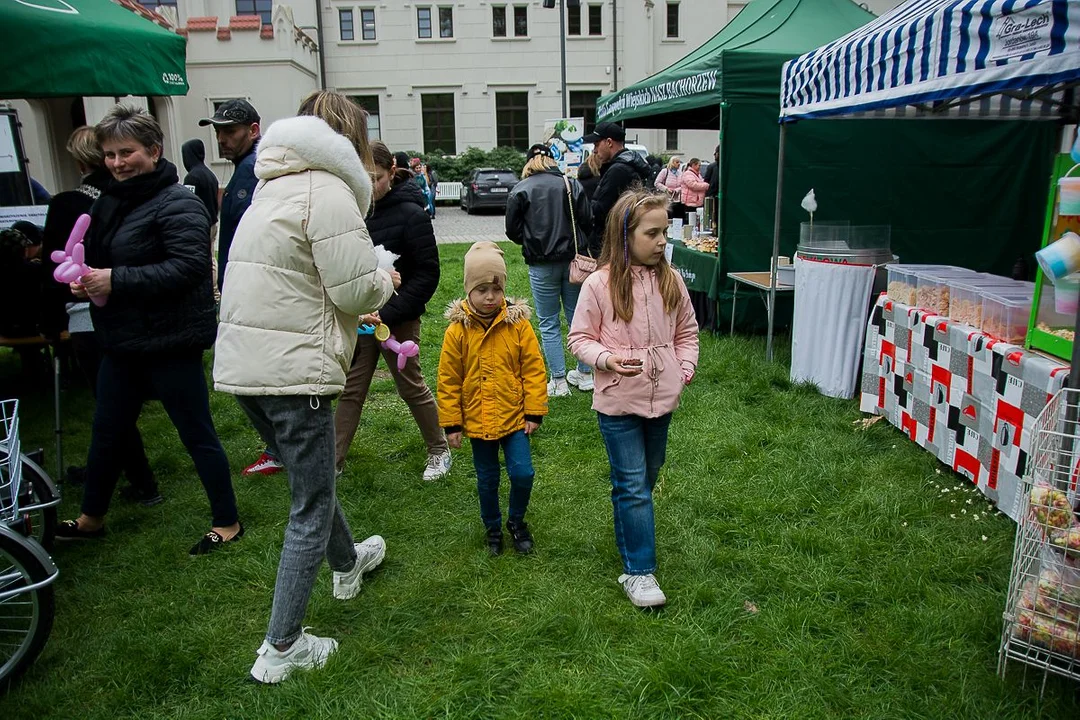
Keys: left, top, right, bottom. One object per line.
{"left": 445, "top": 297, "right": 531, "bottom": 327}
{"left": 254, "top": 115, "right": 373, "bottom": 213}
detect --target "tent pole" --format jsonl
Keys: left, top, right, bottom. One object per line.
{"left": 766, "top": 122, "right": 787, "bottom": 362}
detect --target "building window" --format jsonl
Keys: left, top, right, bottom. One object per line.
{"left": 567, "top": 4, "right": 581, "bottom": 35}
{"left": 588, "top": 4, "right": 602, "bottom": 35}
{"left": 439, "top": 6, "right": 454, "bottom": 38}
{"left": 569, "top": 90, "right": 601, "bottom": 134}
{"left": 350, "top": 96, "right": 381, "bottom": 140}
{"left": 666, "top": 2, "right": 679, "bottom": 38}
{"left": 417, "top": 7, "right": 432, "bottom": 38}
{"left": 422, "top": 93, "right": 456, "bottom": 153}
{"left": 665, "top": 128, "right": 678, "bottom": 151}
{"left": 138, "top": 0, "right": 176, "bottom": 11}
{"left": 495, "top": 92, "right": 529, "bottom": 151}
{"left": 235, "top": 0, "right": 271, "bottom": 26}
{"left": 360, "top": 8, "right": 376, "bottom": 40}
{"left": 492, "top": 5, "right": 507, "bottom": 36}
{"left": 339, "top": 9, "right": 354, "bottom": 40}
{"left": 513, "top": 6, "right": 528, "bottom": 37}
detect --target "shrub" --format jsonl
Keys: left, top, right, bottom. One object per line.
{"left": 399, "top": 146, "right": 526, "bottom": 183}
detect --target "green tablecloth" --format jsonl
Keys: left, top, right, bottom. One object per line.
{"left": 670, "top": 244, "right": 720, "bottom": 299}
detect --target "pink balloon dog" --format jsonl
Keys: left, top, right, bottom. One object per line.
{"left": 381, "top": 334, "right": 419, "bottom": 371}
{"left": 50, "top": 213, "right": 106, "bottom": 307}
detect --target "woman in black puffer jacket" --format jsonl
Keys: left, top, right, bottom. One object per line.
{"left": 55, "top": 105, "right": 241, "bottom": 555}
{"left": 333, "top": 141, "right": 449, "bottom": 481}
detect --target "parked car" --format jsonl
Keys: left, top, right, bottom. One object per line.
{"left": 460, "top": 168, "right": 519, "bottom": 214}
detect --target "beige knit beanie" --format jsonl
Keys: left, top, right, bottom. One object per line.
{"left": 464, "top": 241, "right": 507, "bottom": 295}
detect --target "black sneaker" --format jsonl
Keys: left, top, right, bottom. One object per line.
{"left": 119, "top": 483, "right": 164, "bottom": 507}
{"left": 486, "top": 527, "right": 504, "bottom": 556}
{"left": 55, "top": 519, "right": 105, "bottom": 541}
{"left": 506, "top": 519, "right": 534, "bottom": 555}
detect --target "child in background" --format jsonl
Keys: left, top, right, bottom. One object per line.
{"left": 438, "top": 241, "right": 549, "bottom": 555}
{"left": 568, "top": 190, "right": 699, "bottom": 608}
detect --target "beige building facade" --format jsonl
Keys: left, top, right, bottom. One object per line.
{"left": 8, "top": 0, "right": 899, "bottom": 194}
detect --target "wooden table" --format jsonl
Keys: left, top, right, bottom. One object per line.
{"left": 727, "top": 272, "right": 794, "bottom": 335}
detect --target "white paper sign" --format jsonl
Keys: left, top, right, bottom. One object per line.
{"left": 0, "top": 120, "right": 19, "bottom": 174}
{"left": 669, "top": 219, "right": 683, "bottom": 240}
{"left": 664, "top": 243, "right": 674, "bottom": 263}
{"left": 0, "top": 205, "right": 48, "bottom": 226}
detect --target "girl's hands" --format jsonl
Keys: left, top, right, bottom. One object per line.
{"left": 80, "top": 267, "right": 112, "bottom": 297}
{"left": 607, "top": 356, "right": 644, "bottom": 377}
{"left": 70, "top": 281, "right": 89, "bottom": 299}
{"left": 447, "top": 432, "right": 462, "bottom": 449}
{"left": 525, "top": 420, "right": 540, "bottom": 436}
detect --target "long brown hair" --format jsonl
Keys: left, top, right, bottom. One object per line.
{"left": 599, "top": 189, "right": 681, "bottom": 323}
{"left": 297, "top": 90, "right": 373, "bottom": 171}
{"left": 371, "top": 141, "right": 413, "bottom": 187}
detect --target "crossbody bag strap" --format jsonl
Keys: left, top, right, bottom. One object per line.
{"left": 562, "top": 174, "right": 579, "bottom": 255}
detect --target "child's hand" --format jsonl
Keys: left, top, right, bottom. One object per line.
{"left": 525, "top": 420, "right": 540, "bottom": 436}
{"left": 683, "top": 367, "right": 695, "bottom": 385}
{"left": 607, "top": 356, "right": 643, "bottom": 377}
{"left": 360, "top": 312, "right": 381, "bottom": 325}
{"left": 389, "top": 270, "right": 402, "bottom": 289}
{"left": 447, "top": 432, "right": 462, "bottom": 449}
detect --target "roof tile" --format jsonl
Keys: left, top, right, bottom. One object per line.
{"left": 216, "top": 27, "right": 232, "bottom": 40}
{"left": 187, "top": 16, "right": 218, "bottom": 31}
{"left": 230, "top": 15, "right": 262, "bottom": 30}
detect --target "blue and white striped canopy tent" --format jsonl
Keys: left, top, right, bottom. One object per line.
{"left": 779, "top": 0, "right": 1080, "bottom": 120}
{"left": 764, "top": 0, "right": 1080, "bottom": 362}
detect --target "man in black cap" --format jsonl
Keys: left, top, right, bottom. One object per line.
{"left": 199, "top": 99, "right": 260, "bottom": 292}
{"left": 583, "top": 121, "right": 652, "bottom": 256}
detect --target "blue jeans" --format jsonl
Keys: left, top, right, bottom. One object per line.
{"left": 470, "top": 430, "right": 535, "bottom": 530}
{"left": 527, "top": 262, "right": 590, "bottom": 379}
{"left": 597, "top": 412, "right": 672, "bottom": 575}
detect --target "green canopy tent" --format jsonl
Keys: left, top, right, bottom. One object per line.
{"left": 596, "top": 0, "right": 1057, "bottom": 333}
{"left": 0, "top": 0, "right": 189, "bottom": 98}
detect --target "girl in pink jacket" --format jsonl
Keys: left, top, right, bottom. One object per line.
{"left": 568, "top": 189, "right": 699, "bottom": 608}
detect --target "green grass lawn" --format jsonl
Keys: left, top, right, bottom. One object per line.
{"left": 3, "top": 243, "right": 1079, "bottom": 718}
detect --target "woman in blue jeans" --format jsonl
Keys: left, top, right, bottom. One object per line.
{"left": 505, "top": 144, "right": 594, "bottom": 397}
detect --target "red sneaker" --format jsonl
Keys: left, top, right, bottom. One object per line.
{"left": 243, "top": 452, "right": 285, "bottom": 476}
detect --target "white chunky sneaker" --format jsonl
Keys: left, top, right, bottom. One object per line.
{"left": 619, "top": 573, "right": 667, "bottom": 608}
{"left": 547, "top": 377, "right": 571, "bottom": 397}
{"left": 250, "top": 629, "right": 338, "bottom": 684}
{"left": 423, "top": 450, "right": 453, "bottom": 481}
{"left": 566, "top": 369, "right": 594, "bottom": 392}
{"left": 333, "top": 535, "right": 386, "bottom": 600}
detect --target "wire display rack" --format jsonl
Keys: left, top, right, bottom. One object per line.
{"left": 999, "top": 387, "right": 1080, "bottom": 690}
{"left": 0, "top": 398, "right": 22, "bottom": 523}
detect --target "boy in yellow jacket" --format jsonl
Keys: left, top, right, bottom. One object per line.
{"left": 438, "top": 241, "right": 548, "bottom": 555}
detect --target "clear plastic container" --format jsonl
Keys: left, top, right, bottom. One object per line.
{"left": 948, "top": 275, "right": 1027, "bottom": 327}
{"left": 913, "top": 267, "right": 980, "bottom": 314}
{"left": 981, "top": 290, "right": 1035, "bottom": 344}
{"left": 885, "top": 264, "right": 953, "bottom": 305}
{"left": 1034, "top": 283, "right": 1077, "bottom": 344}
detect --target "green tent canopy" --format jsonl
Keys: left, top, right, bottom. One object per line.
{"left": 0, "top": 0, "right": 189, "bottom": 99}
{"left": 596, "top": 0, "right": 874, "bottom": 128}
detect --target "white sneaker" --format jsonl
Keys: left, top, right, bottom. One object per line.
{"left": 566, "top": 369, "right": 594, "bottom": 392}
{"left": 619, "top": 573, "right": 667, "bottom": 608}
{"left": 547, "top": 377, "right": 571, "bottom": 397}
{"left": 423, "top": 450, "right": 453, "bottom": 481}
{"left": 333, "top": 535, "right": 386, "bottom": 600}
{"left": 250, "top": 629, "right": 338, "bottom": 684}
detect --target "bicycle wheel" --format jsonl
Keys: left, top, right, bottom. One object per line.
{"left": 18, "top": 455, "right": 58, "bottom": 551}
{"left": 0, "top": 531, "right": 56, "bottom": 690}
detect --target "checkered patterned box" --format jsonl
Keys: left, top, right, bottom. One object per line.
{"left": 860, "top": 295, "right": 1070, "bottom": 521}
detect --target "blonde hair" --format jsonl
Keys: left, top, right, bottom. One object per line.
{"left": 67, "top": 126, "right": 104, "bottom": 170}
{"left": 521, "top": 154, "right": 558, "bottom": 178}
{"left": 666, "top": 156, "right": 681, "bottom": 170}
{"left": 586, "top": 151, "right": 603, "bottom": 175}
{"left": 95, "top": 105, "right": 163, "bottom": 154}
{"left": 599, "top": 189, "right": 681, "bottom": 323}
{"left": 297, "top": 90, "right": 373, "bottom": 171}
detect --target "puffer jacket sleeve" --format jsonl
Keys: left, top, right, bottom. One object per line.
{"left": 111, "top": 191, "right": 211, "bottom": 300}
{"left": 505, "top": 185, "right": 527, "bottom": 245}
{"left": 307, "top": 177, "right": 394, "bottom": 316}
{"left": 437, "top": 321, "right": 466, "bottom": 429}
{"left": 671, "top": 270, "right": 700, "bottom": 370}
{"left": 377, "top": 208, "right": 440, "bottom": 328}
{"left": 567, "top": 273, "right": 613, "bottom": 371}
{"left": 517, "top": 319, "right": 549, "bottom": 418}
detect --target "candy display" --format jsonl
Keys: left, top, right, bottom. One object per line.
{"left": 1036, "top": 322, "right": 1076, "bottom": 342}
{"left": 1029, "top": 484, "right": 1076, "bottom": 530}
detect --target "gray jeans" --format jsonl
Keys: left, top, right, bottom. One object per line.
{"left": 236, "top": 395, "right": 358, "bottom": 645}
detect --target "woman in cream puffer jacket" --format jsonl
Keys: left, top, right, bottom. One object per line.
{"left": 213, "top": 96, "right": 397, "bottom": 682}
{"left": 214, "top": 114, "right": 394, "bottom": 396}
